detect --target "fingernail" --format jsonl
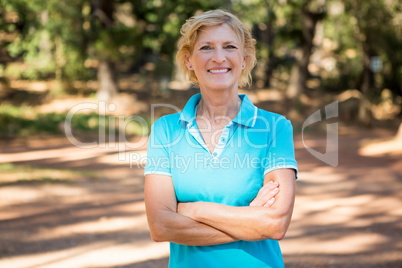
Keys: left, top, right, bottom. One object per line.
{"left": 273, "top": 187, "right": 279, "bottom": 193}
{"left": 268, "top": 197, "right": 275, "bottom": 205}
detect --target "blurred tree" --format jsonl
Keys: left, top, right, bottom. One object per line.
{"left": 127, "top": 0, "right": 228, "bottom": 88}
{"left": 262, "top": 0, "right": 278, "bottom": 88}
{"left": 235, "top": 0, "right": 278, "bottom": 88}
{"left": 1, "top": 0, "right": 89, "bottom": 83}
{"left": 233, "top": 0, "right": 325, "bottom": 96}
{"left": 346, "top": 0, "right": 402, "bottom": 125}
{"left": 284, "top": 0, "right": 325, "bottom": 99}
{"left": 90, "top": 0, "right": 118, "bottom": 102}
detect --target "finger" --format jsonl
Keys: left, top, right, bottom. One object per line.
{"left": 260, "top": 186, "right": 279, "bottom": 203}
{"left": 251, "top": 186, "right": 279, "bottom": 207}
{"left": 258, "top": 187, "right": 279, "bottom": 207}
{"left": 250, "top": 198, "right": 262, "bottom": 207}
{"left": 264, "top": 197, "right": 276, "bottom": 207}
{"left": 251, "top": 190, "right": 270, "bottom": 206}
{"left": 250, "top": 181, "right": 279, "bottom": 207}
{"left": 262, "top": 181, "right": 279, "bottom": 193}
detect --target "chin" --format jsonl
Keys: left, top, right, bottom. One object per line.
{"left": 204, "top": 81, "right": 238, "bottom": 91}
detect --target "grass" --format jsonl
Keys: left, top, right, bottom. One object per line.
{"left": 0, "top": 104, "right": 151, "bottom": 138}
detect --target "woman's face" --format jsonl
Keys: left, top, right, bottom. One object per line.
{"left": 186, "top": 24, "right": 246, "bottom": 92}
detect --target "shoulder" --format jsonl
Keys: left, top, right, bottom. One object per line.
{"left": 152, "top": 113, "right": 180, "bottom": 129}
{"left": 255, "top": 108, "right": 291, "bottom": 129}
{"left": 149, "top": 113, "right": 181, "bottom": 140}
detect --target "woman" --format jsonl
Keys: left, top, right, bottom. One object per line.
{"left": 144, "top": 9, "right": 298, "bottom": 267}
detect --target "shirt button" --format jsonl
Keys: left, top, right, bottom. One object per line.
{"left": 213, "top": 152, "right": 218, "bottom": 157}
{"left": 221, "top": 138, "right": 226, "bottom": 142}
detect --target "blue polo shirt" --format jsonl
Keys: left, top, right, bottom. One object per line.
{"left": 145, "top": 93, "right": 298, "bottom": 268}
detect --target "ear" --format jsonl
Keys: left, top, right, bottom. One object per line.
{"left": 185, "top": 55, "right": 193, "bottom": 70}
{"left": 242, "top": 56, "right": 247, "bottom": 70}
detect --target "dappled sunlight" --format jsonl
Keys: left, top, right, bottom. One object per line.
{"left": 0, "top": 184, "right": 89, "bottom": 208}
{"left": 9, "top": 80, "right": 50, "bottom": 92}
{"left": 0, "top": 145, "right": 140, "bottom": 164}
{"left": 312, "top": 205, "right": 373, "bottom": 225}
{"left": 0, "top": 147, "right": 91, "bottom": 163}
{"left": 0, "top": 241, "right": 169, "bottom": 268}
{"left": 0, "top": 164, "right": 166, "bottom": 268}
{"left": 282, "top": 129, "right": 402, "bottom": 266}
{"left": 0, "top": 168, "right": 87, "bottom": 185}
{"left": 299, "top": 169, "right": 347, "bottom": 183}
{"left": 95, "top": 150, "right": 148, "bottom": 167}
{"left": 27, "top": 214, "right": 148, "bottom": 242}
{"left": 359, "top": 138, "right": 402, "bottom": 156}
{"left": 282, "top": 231, "right": 388, "bottom": 255}
{"left": 0, "top": 137, "right": 148, "bottom": 173}
{"left": 292, "top": 194, "right": 378, "bottom": 227}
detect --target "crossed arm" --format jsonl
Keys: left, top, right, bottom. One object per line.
{"left": 144, "top": 169, "right": 295, "bottom": 246}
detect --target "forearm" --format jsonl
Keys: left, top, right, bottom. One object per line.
{"left": 177, "top": 172, "right": 295, "bottom": 241}
{"left": 180, "top": 202, "right": 286, "bottom": 241}
{"left": 148, "top": 209, "right": 238, "bottom": 246}
{"left": 145, "top": 174, "right": 238, "bottom": 246}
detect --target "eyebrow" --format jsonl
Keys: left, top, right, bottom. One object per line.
{"left": 197, "top": 41, "right": 240, "bottom": 46}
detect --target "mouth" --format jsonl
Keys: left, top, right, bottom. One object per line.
{"left": 208, "top": 68, "right": 230, "bottom": 74}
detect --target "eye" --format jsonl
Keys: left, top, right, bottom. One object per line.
{"left": 225, "top": 45, "right": 237, "bottom": 49}
{"left": 200, "top": 46, "right": 212, "bottom": 50}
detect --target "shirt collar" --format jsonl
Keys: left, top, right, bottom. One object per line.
{"left": 178, "top": 93, "right": 258, "bottom": 128}
{"left": 233, "top": 94, "right": 258, "bottom": 127}
{"left": 178, "top": 93, "right": 201, "bottom": 124}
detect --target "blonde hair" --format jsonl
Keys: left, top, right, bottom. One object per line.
{"left": 176, "top": 9, "right": 256, "bottom": 88}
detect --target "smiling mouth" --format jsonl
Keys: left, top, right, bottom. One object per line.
{"left": 208, "top": 69, "right": 230, "bottom": 74}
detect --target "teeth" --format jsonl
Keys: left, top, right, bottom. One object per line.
{"left": 209, "top": 69, "right": 229, "bottom": 73}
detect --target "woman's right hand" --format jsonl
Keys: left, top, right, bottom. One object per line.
{"left": 249, "top": 181, "right": 279, "bottom": 207}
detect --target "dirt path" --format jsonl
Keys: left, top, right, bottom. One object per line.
{"left": 0, "top": 126, "right": 401, "bottom": 268}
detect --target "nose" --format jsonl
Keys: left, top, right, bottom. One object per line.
{"left": 212, "top": 47, "right": 226, "bottom": 63}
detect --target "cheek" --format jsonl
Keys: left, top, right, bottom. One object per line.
{"left": 195, "top": 55, "right": 209, "bottom": 66}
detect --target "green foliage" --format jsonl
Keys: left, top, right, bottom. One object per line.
{"left": 2, "top": 0, "right": 89, "bottom": 80}
{"left": 0, "top": 0, "right": 400, "bottom": 98}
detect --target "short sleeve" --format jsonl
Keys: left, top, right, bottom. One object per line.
{"left": 263, "top": 117, "right": 298, "bottom": 179}
{"left": 144, "top": 117, "right": 172, "bottom": 176}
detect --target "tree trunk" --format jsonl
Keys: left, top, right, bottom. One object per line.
{"left": 286, "top": 55, "right": 302, "bottom": 99}
{"left": 286, "top": 6, "right": 324, "bottom": 98}
{"left": 263, "top": 1, "right": 277, "bottom": 88}
{"left": 357, "top": 50, "right": 373, "bottom": 126}
{"left": 97, "top": 59, "right": 117, "bottom": 102}
{"left": 352, "top": 1, "right": 374, "bottom": 126}
{"left": 92, "top": 0, "right": 118, "bottom": 103}
{"left": 225, "top": 0, "right": 233, "bottom": 12}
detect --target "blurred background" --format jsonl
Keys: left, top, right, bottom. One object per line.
{"left": 0, "top": 0, "right": 401, "bottom": 267}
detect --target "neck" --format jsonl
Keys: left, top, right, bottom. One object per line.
{"left": 197, "top": 87, "right": 241, "bottom": 122}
